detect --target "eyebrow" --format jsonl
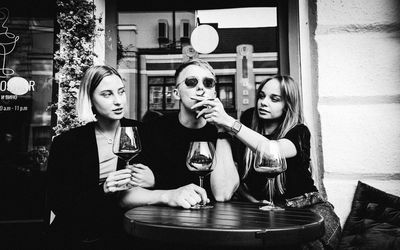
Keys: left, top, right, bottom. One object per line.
{"left": 99, "top": 89, "right": 112, "bottom": 93}
{"left": 99, "top": 86, "right": 125, "bottom": 92}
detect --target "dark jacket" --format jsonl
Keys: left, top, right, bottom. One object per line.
{"left": 47, "top": 118, "right": 142, "bottom": 248}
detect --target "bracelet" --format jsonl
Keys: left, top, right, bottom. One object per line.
{"left": 217, "top": 132, "right": 232, "bottom": 140}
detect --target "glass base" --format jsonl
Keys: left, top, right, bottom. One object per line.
{"left": 259, "top": 205, "right": 285, "bottom": 211}
{"left": 190, "top": 204, "right": 214, "bottom": 209}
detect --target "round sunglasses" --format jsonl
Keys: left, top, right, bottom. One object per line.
{"left": 177, "top": 77, "right": 216, "bottom": 89}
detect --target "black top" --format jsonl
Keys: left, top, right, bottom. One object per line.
{"left": 142, "top": 113, "right": 217, "bottom": 197}
{"left": 47, "top": 118, "right": 142, "bottom": 246}
{"left": 235, "top": 108, "right": 317, "bottom": 201}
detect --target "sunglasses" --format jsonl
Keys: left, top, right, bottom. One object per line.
{"left": 177, "top": 77, "right": 216, "bottom": 89}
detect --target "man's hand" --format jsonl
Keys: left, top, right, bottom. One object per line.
{"left": 161, "top": 184, "right": 210, "bottom": 209}
{"left": 129, "top": 164, "right": 155, "bottom": 188}
{"left": 103, "top": 168, "right": 134, "bottom": 193}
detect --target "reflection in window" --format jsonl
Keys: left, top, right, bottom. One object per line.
{"left": 216, "top": 75, "right": 235, "bottom": 109}
{"left": 119, "top": 7, "right": 278, "bottom": 118}
{"left": 148, "top": 76, "right": 178, "bottom": 111}
{"left": 149, "top": 86, "right": 163, "bottom": 110}
{"left": 0, "top": 6, "right": 54, "bottom": 226}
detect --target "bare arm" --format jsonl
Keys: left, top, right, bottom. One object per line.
{"left": 120, "top": 183, "right": 209, "bottom": 209}
{"left": 210, "top": 137, "right": 239, "bottom": 202}
{"left": 192, "top": 99, "right": 297, "bottom": 158}
{"left": 234, "top": 124, "right": 297, "bottom": 158}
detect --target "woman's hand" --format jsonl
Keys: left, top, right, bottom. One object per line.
{"left": 129, "top": 164, "right": 155, "bottom": 188}
{"left": 103, "top": 168, "right": 134, "bottom": 193}
{"left": 191, "top": 97, "right": 235, "bottom": 131}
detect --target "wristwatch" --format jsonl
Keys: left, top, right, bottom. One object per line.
{"left": 230, "top": 120, "right": 242, "bottom": 135}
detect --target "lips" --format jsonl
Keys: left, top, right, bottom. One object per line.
{"left": 113, "top": 108, "right": 123, "bottom": 114}
{"left": 258, "top": 109, "right": 270, "bottom": 115}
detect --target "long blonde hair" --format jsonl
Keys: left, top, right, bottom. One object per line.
{"left": 243, "top": 75, "right": 304, "bottom": 195}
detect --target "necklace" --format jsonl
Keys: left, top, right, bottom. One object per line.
{"left": 96, "top": 125, "right": 113, "bottom": 144}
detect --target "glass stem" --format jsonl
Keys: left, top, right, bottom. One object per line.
{"left": 199, "top": 176, "right": 204, "bottom": 188}
{"left": 126, "top": 160, "right": 132, "bottom": 188}
{"left": 268, "top": 178, "right": 274, "bottom": 206}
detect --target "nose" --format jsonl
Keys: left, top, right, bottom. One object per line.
{"left": 196, "top": 81, "right": 205, "bottom": 91}
{"left": 260, "top": 98, "right": 269, "bottom": 107}
{"left": 113, "top": 94, "right": 122, "bottom": 105}
{"left": 195, "top": 83, "right": 205, "bottom": 96}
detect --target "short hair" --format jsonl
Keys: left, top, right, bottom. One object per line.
{"left": 76, "top": 65, "right": 122, "bottom": 123}
{"left": 174, "top": 59, "right": 215, "bottom": 84}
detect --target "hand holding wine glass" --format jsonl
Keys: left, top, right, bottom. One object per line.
{"left": 254, "top": 140, "right": 287, "bottom": 211}
{"left": 130, "top": 163, "right": 155, "bottom": 188}
{"left": 112, "top": 126, "right": 141, "bottom": 190}
{"left": 186, "top": 141, "right": 215, "bottom": 209}
{"left": 103, "top": 168, "right": 134, "bottom": 193}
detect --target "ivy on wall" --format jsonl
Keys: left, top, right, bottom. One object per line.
{"left": 53, "top": 0, "right": 101, "bottom": 135}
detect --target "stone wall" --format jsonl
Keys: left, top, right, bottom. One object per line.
{"left": 312, "top": 0, "right": 400, "bottom": 225}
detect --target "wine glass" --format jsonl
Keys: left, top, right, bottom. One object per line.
{"left": 186, "top": 141, "right": 215, "bottom": 209}
{"left": 113, "top": 126, "right": 141, "bottom": 189}
{"left": 253, "top": 141, "right": 287, "bottom": 211}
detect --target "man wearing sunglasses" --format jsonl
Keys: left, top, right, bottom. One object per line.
{"left": 121, "top": 59, "right": 239, "bottom": 209}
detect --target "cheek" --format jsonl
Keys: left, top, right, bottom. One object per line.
{"left": 92, "top": 97, "right": 109, "bottom": 112}
{"left": 91, "top": 98, "right": 100, "bottom": 110}
{"left": 120, "top": 94, "right": 127, "bottom": 105}
{"left": 276, "top": 104, "right": 285, "bottom": 115}
{"left": 206, "top": 89, "right": 217, "bottom": 98}
{"left": 179, "top": 89, "right": 191, "bottom": 98}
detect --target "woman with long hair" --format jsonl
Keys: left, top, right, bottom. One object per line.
{"left": 192, "top": 75, "right": 341, "bottom": 249}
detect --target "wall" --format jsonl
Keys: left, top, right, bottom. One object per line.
{"left": 119, "top": 12, "right": 195, "bottom": 49}
{"left": 312, "top": 0, "right": 400, "bottom": 225}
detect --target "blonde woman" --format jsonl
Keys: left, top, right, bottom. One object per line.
{"left": 47, "top": 65, "right": 153, "bottom": 249}
{"left": 192, "top": 75, "right": 341, "bottom": 249}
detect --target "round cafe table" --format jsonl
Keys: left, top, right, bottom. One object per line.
{"left": 124, "top": 202, "right": 324, "bottom": 248}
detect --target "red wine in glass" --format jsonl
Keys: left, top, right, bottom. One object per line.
{"left": 113, "top": 126, "right": 141, "bottom": 189}
{"left": 186, "top": 141, "right": 215, "bottom": 209}
{"left": 254, "top": 141, "right": 287, "bottom": 211}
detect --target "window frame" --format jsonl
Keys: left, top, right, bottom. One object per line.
{"left": 148, "top": 76, "right": 178, "bottom": 111}
{"left": 216, "top": 75, "right": 235, "bottom": 111}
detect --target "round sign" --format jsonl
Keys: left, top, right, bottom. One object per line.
{"left": 190, "top": 25, "right": 219, "bottom": 54}
{"left": 7, "top": 77, "right": 30, "bottom": 95}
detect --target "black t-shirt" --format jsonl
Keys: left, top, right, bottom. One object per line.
{"left": 142, "top": 113, "right": 217, "bottom": 198}
{"left": 236, "top": 108, "right": 317, "bottom": 200}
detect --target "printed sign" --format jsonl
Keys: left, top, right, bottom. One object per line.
{"left": 0, "top": 7, "right": 19, "bottom": 77}
{"left": 0, "top": 7, "right": 36, "bottom": 113}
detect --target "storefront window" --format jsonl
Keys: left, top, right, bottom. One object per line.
{"left": 0, "top": 5, "right": 54, "bottom": 223}
{"left": 118, "top": 7, "right": 279, "bottom": 119}
{"left": 216, "top": 75, "right": 235, "bottom": 110}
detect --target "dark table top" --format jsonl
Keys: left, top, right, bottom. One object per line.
{"left": 124, "top": 202, "right": 325, "bottom": 248}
